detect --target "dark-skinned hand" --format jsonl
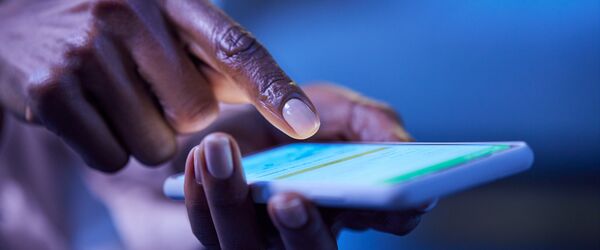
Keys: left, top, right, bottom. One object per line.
{"left": 182, "top": 84, "right": 435, "bottom": 249}
{"left": 0, "top": 0, "right": 319, "bottom": 172}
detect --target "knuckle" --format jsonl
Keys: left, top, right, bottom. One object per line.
{"left": 256, "top": 74, "right": 294, "bottom": 105}
{"left": 26, "top": 48, "right": 94, "bottom": 111}
{"left": 27, "top": 87, "right": 60, "bottom": 127}
{"left": 213, "top": 24, "right": 295, "bottom": 105}
{"left": 26, "top": 70, "right": 80, "bottom": 119}
{"left": 214, "top": 24, "right": 262, "bottom": 63}
{"left": 256, "top": 69, "right": 291, "bottom": 93}
{"left": 27, "top": 79, "right": 65, "bottom": 111}
{"left": 353, "top": 99, "right": 401, "bottom": 123}
{"left": 358, "top": 97, "right": 395, "bottom": 114}
{"left": 91, "top": 0, "right": 138, "bottom": 34}
{"left": 91, "top": 0, "right": 130, "bottom": 17}
{"left": 25, "top": 46, "right": 94, "bottom": 106}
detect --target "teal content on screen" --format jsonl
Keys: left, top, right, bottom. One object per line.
{"left": 243, "top": 143, "right": 510, "bottom": 185}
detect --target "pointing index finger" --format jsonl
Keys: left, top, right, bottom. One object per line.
{"left": 160, "top": 0, "right": 320, "bottom": 139}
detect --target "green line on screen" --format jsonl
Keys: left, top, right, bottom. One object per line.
{"left": 275, "top": 147, "right": 389, "bottom": 180}
{"left": 382, "top": 145, "right": 510, "bottom": 184}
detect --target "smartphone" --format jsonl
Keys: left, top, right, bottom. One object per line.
{"left": 164, "top": 142, "right": 533, "bottom": 210}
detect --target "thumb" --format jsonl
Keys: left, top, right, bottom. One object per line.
{"left": 161, "top": 0, "right": 320, "bottom": 139}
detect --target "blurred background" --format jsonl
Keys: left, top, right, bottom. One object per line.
{"left": 220, "top": 0, "right": 600, "bottom": 249}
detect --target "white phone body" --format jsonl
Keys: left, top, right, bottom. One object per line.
{"left": 164, "top": 142, "right": 533, "bottom": 210}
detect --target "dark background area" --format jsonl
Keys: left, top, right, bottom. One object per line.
{"left": 222, "top": 0, "right": 600, "bottom": 248}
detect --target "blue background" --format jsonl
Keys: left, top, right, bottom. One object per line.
{"left": 221, "top": 0, "right": 600, "bottom": 249}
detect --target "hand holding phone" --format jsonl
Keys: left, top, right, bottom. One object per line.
{"left": 182, "top": 133, "right": 430, "bottom": 249}
{"left": 162, "top": 84, "right": 532, "bottom": 247}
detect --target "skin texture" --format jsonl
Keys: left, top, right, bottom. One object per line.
{"left": 0, "top": 107, "right": 3, "bottom": 138}
{"left": 183, "top": 85, "right": 434, "bottom": 249}
{"left": 0, "top": 0, "right": 317, "bottom": 172}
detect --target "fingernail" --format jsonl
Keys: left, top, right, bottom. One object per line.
{"left": 272, "top": 196, "right": 308, "bottom": 229}
{"left": 203, "top": 134, "right": 234, "bottom": 179}
{"left": 282, "top": 98, "right": 320, "bottom": 139}
{"left": 192, "top": 147, "right": 202, "bottom": 184}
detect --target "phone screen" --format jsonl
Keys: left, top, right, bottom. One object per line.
{"left": 243, "top": 143, "right": 510, "bottom": 185}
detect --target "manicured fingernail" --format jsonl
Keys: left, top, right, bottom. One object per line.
{"left": 204, "top": 134, "right": 234, "bottom": 179}
{"left": 272, "top": 196, "right": 308, "bottom": 229}
{"left": 192, "top": 147, "right": 202, "bottom": 184}
{"left": 282, "top": 98, "right": 320, "bottom": 139}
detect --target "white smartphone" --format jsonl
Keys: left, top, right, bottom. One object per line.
{"left": 164, "top": 142, "right": 533, "bottom": 210}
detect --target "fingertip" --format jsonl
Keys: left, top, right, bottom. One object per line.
{"left": 196, "top": 132, "right": 248, "bottom": 205}
{"left": 202, "top": 133, "right": 234, "bottom": 180}
{"left": 282, "top": 98, "right": 320, "bottom": 139}
{"left": 191, "top": 146, "right": 203, "bottom": 185}
{"left": 184, "top": 145, "right": 202, "bottom": 191}
{"left": 268, "top": 193, "right": 337, "bottom": 249}
{"left": 268, "top": 193, "right": 309, "bottom": 229}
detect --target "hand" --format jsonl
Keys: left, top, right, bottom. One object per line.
{"left": 182, "top": 85, "right": 433, "bottom": 249}
{"left": 0, "top": 0, "right": 318, "bottom": 172}
{"left": 185, "top": 133, "right": 433, "bottom": 249}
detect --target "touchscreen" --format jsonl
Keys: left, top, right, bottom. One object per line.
{"left": 243, "top": 143, "right": 510, "bottom": 184}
